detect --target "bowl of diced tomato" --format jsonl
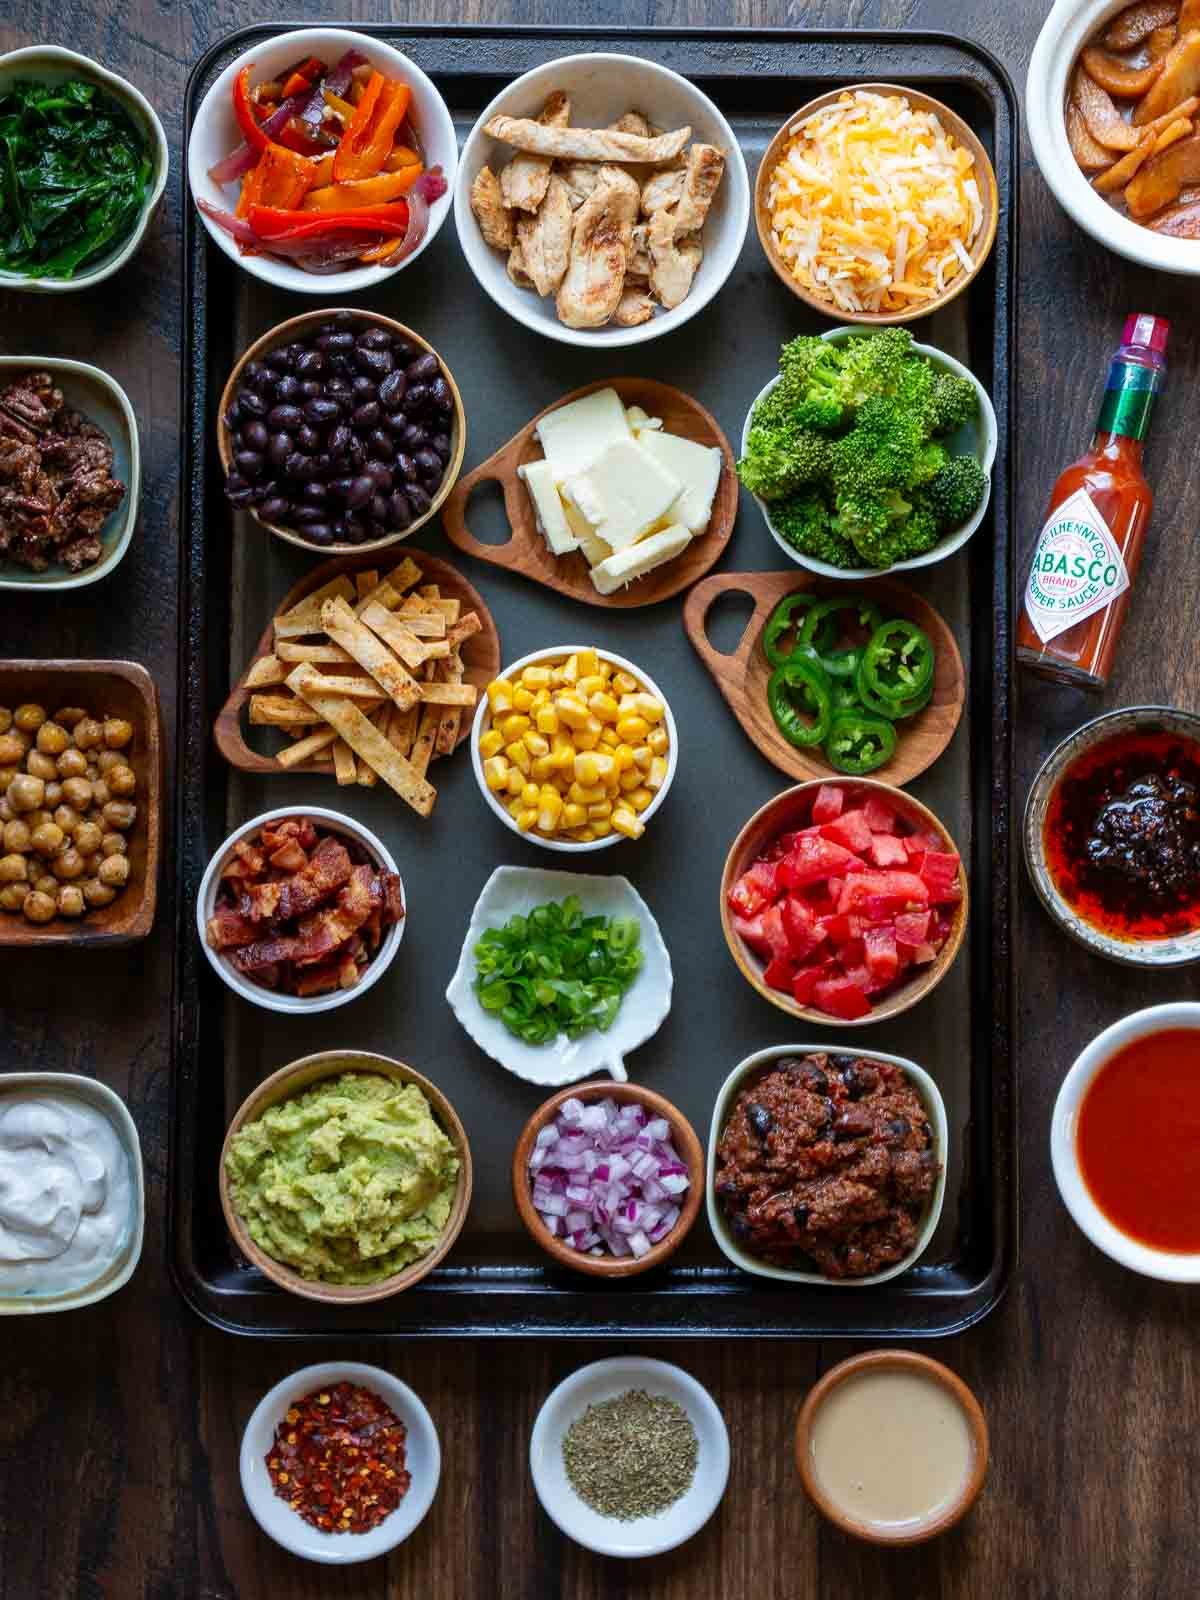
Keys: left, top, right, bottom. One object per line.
{"left": 721, "top": 779, "right": 967, "bottom": 1025}
{"left": 187, "top": 28, "right": 456, "bottom": 293}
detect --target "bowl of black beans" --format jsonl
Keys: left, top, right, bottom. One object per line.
{"left": 218, "top": 309, "right": 465, "bottom": 554}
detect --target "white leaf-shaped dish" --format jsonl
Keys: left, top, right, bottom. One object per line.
{"left": 445, "top": 866, "right": 672, "bottom": 1087}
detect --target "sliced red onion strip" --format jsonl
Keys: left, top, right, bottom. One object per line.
{"left": 197, "top": 199, "right": 257, "bottom": 245}
{"left": 207, "top": 141, "right": 259, "bottom": 185}
{"left": 323, "top": 47, "right": 368, "bottom": 100}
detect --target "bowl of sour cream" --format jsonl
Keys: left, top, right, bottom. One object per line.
{"left": 0, "top": 1073, "right": 144, "bottom": 1313}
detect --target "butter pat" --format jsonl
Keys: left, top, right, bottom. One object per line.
{"left": 626, "top": 404, "right": 663, "bottom": 436}
{"left": 534, "top": 387, "right": 632, "bottom": 483}
{"left": 518, "top": 459, "right": 578, "bottom": 555}
{"left": 590, "top": 523, "right": 693, "bottom": 595}
{"left": 637, "top": 430, "right": 722, "bottom": 535}
{"left": 564, "top": 439, "right": 683, "bottom": 554}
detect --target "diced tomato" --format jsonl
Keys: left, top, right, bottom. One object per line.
{"left": 811, "top": 783, "right": 845, "bottom": 824}
{"left": 760, "top": 903, "right": 791, "bottom": 963}
{"left": 838, "top": 870, "right": 929, "bottom": 916}
{"left": 894, "top": 910, "right": 932, "bottom": 945}
{"left": 778, "top": 835, "right": 864, "bottom": 889}
{"left": 782, "top": 896, "right": 826, "bottom": 960}
{"left": 869, "top": 834, "right": 909, "bottom": 868}
{"left": 728, "top": 858, "right": 779, "bottom": 917}
{"left": 731, "top": 913, "right": 771, "bottom": 957}
{"left": 863, "top": 924, "right": 899, "bottom": 985}
{"left": 762, "top": 954, "right": 795, "bottom": 993}
{"left": 820, "top": 808, "right": 872, "bottom": 854}
{"left": 863, "top": 794, "right": 897, "bottom": 833}
{"left": 836, "top": 935, "right": 865, "bottom": 967}
{"left": 762, "top": 829, "right": 804, "bottom": 862}
{"left": 792, "top": 958, "right": 838, "bottom": 1006}
{"left": 919, "top": 851, "right": 963, "bottom": 905}
{"left": 817, "top": 912, "right": 861, "bottom": 944}
{"left": 898, "top": 940, "right": 937, "bottom": 964}
{"left": 813, "top": 974, "right": 872, "bottom": 1020}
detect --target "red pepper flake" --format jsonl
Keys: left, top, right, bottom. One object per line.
{"left": 264, "top": 1381, "right": 411, "bottom": 1535}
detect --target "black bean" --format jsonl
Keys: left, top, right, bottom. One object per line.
{"left": 304, "top": 522, "right": 335, "bottom": 546}
{"left": 406, "top": 352, "right": 439, "bottom": 383}
{"left": 299, "top": 380, "right": 322, "bottom": 401}
{"left": 406, "top": 484, "right": 431, "bottom": 516}
{"left": 236, "top": 389, "right": 267, "bottom": 421}
{"left": 324, "top": 374, "right": 353, "bottom": 399}
{"left": 351, "top": 375, "right": 377, "bottom": 400}
{"left": 243, "top": 359, "right": 270, "bottom": 388}
{"left": 265, "top": 347, "right": 294, "bottom": 372}
{"left": 367, "top": 429, "right": 395, "bottom": 461}
{"left": 293, "top": 423, "right": 319, "bottom": 453}
{"left": 716, "top": 1178, "right": 738, "bottom": 1199}
{"left": 248, "top": 477, "right": 277, "bottom": 505}
{"left": 304, "top": 397, "right": 341, "bottom": 426}
{"left": 840, "top": 1062, "right": 865, "bottom": 1099}
{"left": 414, "top": 447, "right": 442, "bottom": 480}
{"left": 348, "top": 437, "right": 367, "bottom": 468}
{"left": 327, "top": 423, "right": 352, "bottom": 462}
{"left": 295, "top": 349, "right": 324, "bottom": 376}
{"left": 394, "top": 452, "right": 418, "bottom": 483}
{"left": 355, "top": 346, "right": 394, "bottom": 379}
{"left": 267, "top": 433, "right": 292, "bottom": 468}
{"left": 234, "top": 449, "right": 264, "bottom": 479}
{"left": 223, "top": 403, "right": 241, "bottom": 431}
{"left": 341, "top": 516, "right": 368, "bottom": 544}
{"left": 330, "top": 476, "right": 355, "bottom": 501}
{"left": 302, "top": 481, "right": 328, "bottom": 504}
{"left": 369, "top": 492, "right": 389, "bottom": 523}
{"left": 387, "top": 491, "right": 412, "bottom": 530}
{"left": 226, "top": 486, "right": 254, "bottom": 509}
{"left": 746, "top": 1102, "right": 774, "bottom": 1140}
{"left": 289, "top": 504, "right": 326, "bottom": 525}
{"left": 383, "top": 410, "right": 411, "bottom": 437}
{"left": 365, "top": 462, "right": 393, "bottom": 492}
{"left": 284, "top": 452, "right": 314, "bottom": 479}
{"left": 274, "top": 373, "right": 301, "bottom": 403}
{"left": 259, "top": 496, "right": 291, "bottom": 522}
{"left": 351, "top": 401, "right": 381, "bottom": 430}
{"left": 391, "top": 339, "right": 416, "bottom": 364}
{"left": 399, "top": 422, "right": 427, "bottom": 451}
{"left": 405, "top": 382, "right": 430, "bottom": 412}
{"left": 358, "top": 327, "right": 393, "bottom": 350}
{"left": 789, "top": 1059, "right": 829, "bottom": 1094}
{"left": 378, "top": 370, "right": 407, "bottom": 409}
{"left": 224, "top": 471, "right": 248, "bottom": 495}
{"left": 267, "top": 403, "right": 303, "bottom": 432}
{"left": 346, "top": 475, "right": 375, "bottom": 510}
{"left": 317, "top": 330, "right": 355, "bottom": 354}
{"left": 241, "top": 420, "right": 269, "bottom": 453}
{"left": 430, "top": 432, "right": 451, "bottom": 462}
{"left": 428, "top": 376, "right": 453, "bottom": 413}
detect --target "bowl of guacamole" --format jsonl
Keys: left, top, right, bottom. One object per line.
{"left": 220, "top": 1052, "right": 471, "bottom": 1302}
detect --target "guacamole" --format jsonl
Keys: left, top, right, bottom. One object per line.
{"left": 225, "top": 1073, "right": 460, "bottom": 1285}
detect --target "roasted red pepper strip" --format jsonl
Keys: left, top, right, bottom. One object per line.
{"left": 247, "top": 201, "right": 410, "bottom": 241}
{"left": 281, "top": 57, "right": 323, "bottom": 98}
{"left": 300, "top": 167, "right": 423, "bottom": 211}
{"left": 254, "top": 144, "right": 320, "bottom": 211}
{"left": 333, "top": 73, "right": 412, "bottom": 182}
{"left": 233, "top": 66, "right": 272, "bottom": 153}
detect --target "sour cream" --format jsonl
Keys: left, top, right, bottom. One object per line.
{"left": 0, "top": 1094, "right": 132, "bottom": 1297}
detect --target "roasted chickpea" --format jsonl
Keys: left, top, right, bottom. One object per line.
{"left": 35, "top": 721, "right": 68, "bottom": 756}
{"left": 8, "top": 774, "right": 44, "bottom": 814}
{"left": 54, "top": 707, "right": 86, "bottom": 728}
{"left": 0, "top": 709, "right": 10, "bottom": 735}
{"left": 33, "top": 874, "right": 57, "bottom": 897}
{"left": 2, "top": 820, "right": 30, "bottom": 853}
{"left": 83, "top": 877, "right": 116, "bottom": 908}
{"left": 53, "top": 805, "right": 81, "bottom": 834}
{"left": 102, "top": 800, "right": 136, "bottom": 831}
{"left": 13, "top": 704, "right": 45, "bottom": 734}
{"left": 61, "top": 777, "right": 93, "bottom": 812}
{"left": 42, "top": 782, "right": 62, "bottom": 808}
{"left": 30, "top": 823, "right": 65, "bottom": 858}
{"left": 0, "top": 883, "right": 26, "bottom": 912}
{"left": 96, "top": 749, "right": 123, "bottom": 775}
{"left": 22, "top": 889, "right": 56, "bottom": 924}
{"left": 0, "top": 735, "right": 26, "bottom": 766}
{"left": 53, "top": 848, "right": 84, "bottom": 881}
{"left": 99, "top": 832, "right": 127, "bottom": 857}
{"left": 98, "top": 853, "right": 130, "bottom": 888}
{"left": 56, "top": 885, "right": 85, "bottom": 918}
{"left": 25, "top": 751, "right": 57, "bottom": 783}
{"left": 73, "top": 718, "right": 103, "bottom": 750}
{"left": 73, "top": 821, "right": 103, "bottom": 857}
{"left": 0, "top": 798, "right": 11, "bottom": 823}
{"left": 80, "top": 854, "right": 100, "bottom": 877}
{"left": 56, "top": 747, "right": 88, "bottom": 779}
{"left": 0, "top": 854, "right": 28, "bottom": 884}
{"left": 106, "top": 765, "right": 137, "bottom": 798}
{"left": 103, "top": 718, "right": 133, "bottom": 750}
{"left": 85, "top": 763, "right": 99, "bottom": 782}
{"left": 25, "top": 809, "right": 52, "bottom": 831}
{"left": 90, "top": 780, "right": 111, "bottom": 809}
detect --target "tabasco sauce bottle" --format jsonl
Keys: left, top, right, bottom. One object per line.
{"left": 1016, "top": 313, "right": 1168, "bottom": 691}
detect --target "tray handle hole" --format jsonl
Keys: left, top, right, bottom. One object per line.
{"left": 704, "top": 590, "right": 757, "bottom": 657}
{"left": 463, "top": 478, "right": 514, "bottom": 546}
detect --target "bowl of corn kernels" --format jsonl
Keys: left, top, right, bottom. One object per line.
{"left": 471, "top": 647, "right": 677, "bottom": 852}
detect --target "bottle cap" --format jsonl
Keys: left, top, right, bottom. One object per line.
{"left": 1122, "top": 313, "right": 1169, "bottom": 354}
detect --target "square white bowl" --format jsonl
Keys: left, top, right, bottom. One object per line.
{"left": 0, "top": 1072, "right": 144, "bottom": 1315}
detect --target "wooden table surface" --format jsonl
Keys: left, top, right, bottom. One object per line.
{"left": 2, "top": 2, "right": 1198, "bottom": 1596}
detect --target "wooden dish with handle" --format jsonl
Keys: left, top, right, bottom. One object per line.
{"left": 213, "top": 548, "right": 501, "bottom": 777}
{"left": 441, "top": 378, "right": 737, "bottom": 609}
{"left": 219, "top": 1049, "right": 473, "bottom": 1306}
{"left": 755, "top": 84, "right": 999, "bottom": 325}
{"left": 512, "top": 1081, "right": 704, "bottom": 1279}
{"left": 683, "top": 570, "right": 965, "bottom": 788}
{"left": 0, "top": 660, "right": 161, "bottom": 947}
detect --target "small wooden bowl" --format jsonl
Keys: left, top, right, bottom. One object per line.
{"left": 755, "top": 84, "right": 999, "bottom": 325}
{"left": 219, "top": 1049, "right": 472, "bottom": 1305}
{"left": 218, "top": 308, "right": 467, "bottom": 558}
{"left": 720, "top": 779, "right": 968, "bottom": 1027}
{"left": 795, "top": 1351, "right": 988, "bottom": 1544}
{"left": 0, "top": 660, "right": 161, "bottom": 946}
{"left": 512, "top": 1082, "right": 704, "bottom": 1278}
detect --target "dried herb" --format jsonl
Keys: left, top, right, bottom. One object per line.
{"left": 265, "top": 1381, "right": 411, "bottom": 1534}
{"left": 562, "top": 1389, "right": 698, "bottom": 1520}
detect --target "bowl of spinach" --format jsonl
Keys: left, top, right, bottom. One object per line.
{"left": 0, "top": 45, "right": 167, "bottom": 292}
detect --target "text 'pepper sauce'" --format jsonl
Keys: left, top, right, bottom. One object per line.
{"left": 1017, "top": 314, "right": 1169, "bottom": 691}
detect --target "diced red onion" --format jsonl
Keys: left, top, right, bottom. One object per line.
{"left": 629, "top": 1230, "right": 651, "bottom": 1258}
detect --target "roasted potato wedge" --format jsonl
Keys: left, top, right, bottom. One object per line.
{"left": 1104, "top": 0, "right": 1178, "bottom": 51}
{"left": 1133, "top": 32, "right": 1200, "bottom": 125}
{"left": 1125, "top": 130, "right": 1200, "bottom": 215}
{"left": 1082, "top": 46, "right": 1164, "bottom": 98}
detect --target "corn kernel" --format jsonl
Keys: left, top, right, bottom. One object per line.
{"left": 616, "top": 715, "right": 649, "bottom": 743}
{"left": 556, "top": 693, "right": 589, "bottom": 729}
{"left": 524, "top": 731, "right": 550, "bottom": 758}
{"left": 507, "top": 797, "right": 524, "bottom": 819}
{"left": 634, "top": 693, "right": 665, "bottom": 723}
{"left": 629, "top": 785, "right": 654, "bottom": 813}
{"left": 521, "top": 781, "right": 540, "bottom": 807}
{"left": 574, "top": 752, "right": 601, "bottom": 786}
{"left": 576, "top": 648, "right": 599, "bottom": 677}
{"left": 568, "top": 781, "right": 605, "bottom": 805}
{"left": 614, "top": 743, "right": 636, "bottom": 772}
{"left": 591, "top": 751, "right": 617, "bottom": 782}
{"left": 632, "top": 744, "right": 652, "bottom": 771}
{"left": 562, "top": 802, "right": 588, "bottom": 829}
{"left": 505, "top": 740, "right": 531, "bottom": 774}
{"left": 611, "top": 806, "right": 644, "bottom": 839}
{"left": 512, "top": 686, "right": 534, "bottom": 712}
{"left": 588, "top": 691, "right": 620, "bottom": 723}
{"left": 560, "top": 654, "right": 579, "bottom": 684}
{"left": 479, "top": 728, "right": 505, "bottom": 759}
{"left": 521, "top": 665, "right": 552, "bottom": 689}
{"left": 487, "top": 678, "right": 514, "bottom": 712}
{"left": 505, "top": 767, "right": 525, "bottom": 797}
{"left": 590, "top": 818, "right": 613, "bottom": 839}
{"left": 483, "top": 756, "right": 509, "bottom": 791}
{"left": 499, "top": 712, "right": 530, "bottom": 741}
{"left": 612, "top": 671, "right": 639, "bottom": 695}
{"left": 516, "top": 807, "right": 537, "bottom": 832}
{"left": 574, "top": 825, "right": 597, "bottom": 843}
{"left": 599, "top": 726, "right": 621, "bottom": 749}
{"left": 577, "top": 673, "right": 607, "bottom": 699}
{"left": 530, "top": 755, "right": 556, "bottom": 783}
{"left": 618, "top": 767, "right": 641, "bottom": 792}
{"left": 536, "top": 705, "right": 559, "bottom": 736}
{"left": 550, "top": 665, "right": 568, "bottom": 688}
{"left": 587, "top": 799, "right": 613, "bottom": 820}
{"left": 647, "top": 755, "right": 668, "bottom": 790}
{"left": 573, "top": 729, "right": 598, "bottom": 752}
{"left": 550, "top": 739, "right": 575, "bottom": 771}
{"left": 647, "top": 726, "right": 669, "bottom": 756}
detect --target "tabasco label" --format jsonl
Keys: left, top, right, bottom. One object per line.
{"left": 1023, "top": 487, "right": 1130, "bottom": 644}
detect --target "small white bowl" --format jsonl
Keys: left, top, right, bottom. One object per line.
{"left": 0, "top": 356, "right": 139, "bottom": 591}
{"left": 454, "top": 51, "right": 750, "bottom": 348}
{"left": 1052, "top": 1003, "right": 1200, "bottom": 1281}
{"left": 188, "top": 29, "right": 456, "bottom": 295}
{"left": 471, "top": 646, "right": 678, "bottom": 854}
{"left": 240, "top": 1361, "right": 440, "bottom": 1564}
{"left": 0, "top": 1072, "right": 145, "bottom": 1315}
{"left": 530, "top": 1357, "right": 729, "bottom": 1557}
{"left": 707, "top": 1044, "right": 948, "bottom": 1286}
{"left": 445, "top": 864, "right": 673, "bottom": 1086}
{"left": 0, "top": 46, "right": 168, "bottom": 293}
{"left": 742, "top": 327, "right": 998, "bottom": 580}
{"left": 196, "top": 805, "right": 405, "bottom": 1014}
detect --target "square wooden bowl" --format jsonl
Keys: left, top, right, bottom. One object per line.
{"left": 0, "top": 661, "right": 161, "bottom": 946}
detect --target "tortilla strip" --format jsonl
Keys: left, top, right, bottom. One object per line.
{"left": 245, "top": 654, "right": 286, "bottom": 689}
{"left": 358, "top": 707, "right": 388, "bottom": 786}
{"left": 275, "top": 640, "right": 356, "bottom": 665}
{"left": 332, "top": 739, "right": 357, "bottom": 785}
{"left": 274, "top": 576, "right": 356, "bottom": 636}
{"left": 287, "top": 665, "right": 437, "bottom": 817}
{"left": 295, "top": 673, "right": 390, "bottom": 699}
{"left": 321, "top": 598, "right": 422, "bottom": 711}
{"left": 387, "top": 611, "right": 446, "bottom": 639}
{"left": 249, "top": 694, "right": 320, "bottom": 727}
{"left": 360, "top": 602, "right": 451, "bottom": 669}
{"left": 355, "top": 570, "right": 380, "bottom": 599}
{"left": 387, "top": 703, "right": 419, "bottom": 758}
{"left": 276, "top": 726, "right": 338, "bottom": 767}
{"left": 446, "top": 612, "right": 482, "bottom": 652}
{"left": 353, "top": 556, "right": 423, "bottom": 616}
{"left": 435, "top": 651, "right": 465, "bottom": 756}
{"left": 484, "top": 116, "right": 691, "bottom": 165}
{"left": 409, "top": 705, "right": 441, "bottom": 779}
{"left": 399, "top": 595, "right": 460, "bottom": 623}
{"left": 419, "top": 682, "right": 478, "bottom": 707}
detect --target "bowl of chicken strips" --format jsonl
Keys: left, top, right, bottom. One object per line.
{"left": 454, "top": 52, "right": 750, "bottom": 348}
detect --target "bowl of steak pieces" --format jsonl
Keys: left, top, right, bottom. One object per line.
{"left": 0, "top": 358, "right": 138, "bottom": 590}
{"left": 197, "top": 807, "right": 406, "bottom": 1014}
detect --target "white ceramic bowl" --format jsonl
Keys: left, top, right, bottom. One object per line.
{"left": 445, "top": 865, "right": 673, "bottom": 1086}
{"left": 741, "top": 327, "right": 997, "bottom": 579}
{"left": 1052, "top": 1003, "right": 1200, "bottom": 1281}
{"left": 0, "top": 1072, "right": 145, "bottom": 1315}
{"left": 240, "top": 1361, "right": 440, "bottom": 1563}
{"left": 187, "top": 28, "right": 456, "bottom": 295}
{"left": 0, "top": 46, "right": 168, "bottom": 293}
{"left": 530, "top": 1357, "right": 729, "bottom": 1556}
{"left": 707, "top": 1044, "right": 948, "bottom": 1286}
{"left": 471, "top": 646, "right": 679, "bottom": 854}
{"left": 196, "top": 805, "right": 405, "bottom": 1014}
{"left": 453, "top": 51, "right": 750, "bottom": 348}
{"left": 1028, "top": 0, "right": 1200, "bottom": 276}
{"left": 0, "top": 356, "right": 139, "bottom": 591}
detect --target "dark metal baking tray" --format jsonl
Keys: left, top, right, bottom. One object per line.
{"left": 173, "top": 24, "right": 1017, "bottom": 1337}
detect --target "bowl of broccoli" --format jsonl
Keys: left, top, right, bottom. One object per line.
{"left": 737, "top": 327, "right": 997, "bottom": 578}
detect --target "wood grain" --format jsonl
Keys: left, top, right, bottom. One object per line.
{"left": 683, "top": 570, "right": 965, "bottom": 787}
{"left": 441, "top": 377, "right": 737, "bottom": 608}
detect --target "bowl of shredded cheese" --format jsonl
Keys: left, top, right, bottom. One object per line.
{"left": 755, "top": 84, "right": 999, "bottom": 324}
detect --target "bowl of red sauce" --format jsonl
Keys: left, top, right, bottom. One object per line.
{"left": 1024, "top": 707, "right": 1200, "bottom": 968}
{"left": 1052, "top": 1004, "right": 1200, "bottom": 1282}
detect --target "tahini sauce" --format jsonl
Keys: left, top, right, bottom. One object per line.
{"left": 810, "top": 1369, "right": 973, "bottom": 1531}
{"left": 0, "top": 1094, "right": 132, "bottom": 1297}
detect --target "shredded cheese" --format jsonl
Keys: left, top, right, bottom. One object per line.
{"left": 767, "top": 90, "right": 982, "bottom": 314}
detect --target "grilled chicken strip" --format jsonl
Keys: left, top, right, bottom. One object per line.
{"left": 648, "top": 209, "right": 704, "bottom": 308}
{"left": 470, "top": 166, "right": 514, "bottom": 249}
{"left": 672, "top": 143, "right": 725, "bottom": 230}
{"left": 609, "top": 110, "right": 651, "bottom": 137}
{"left": 613, "top": 285, "right": 656, "bottom": 326}
{"left": 506, "top": 242, "right": 535, "bottom": 289}
{"left": 628, "top": 221, "right": 652, "bottom": 278}
{"left": 640, "top": 167, "right": 686, "bottom": 214}
{"left": 485, "top": 116, "right": 691, "bottom": 165}
{"left": 516, "top": 174, "right": 572, "bottom": 296}
{"left": 557, "top": 160, "right": 603, "bottom": 209}
{"left": 556, "top": 166, "right": 640, "bottom": 328}
{"left": 499, "top": 91, "right": 570, "bottom": 212}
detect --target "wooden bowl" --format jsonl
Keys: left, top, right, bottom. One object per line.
{"left": 441, "top": 378, "right": 737, "bottom": 609}
{"left": 683, "top": 571, "right": 965, "bottom": 788}
{"left": 219, "top": 1049, "right": 472, "bottom": 1305}
{"left": 0, "top": 660, "right": 161, "bottom": 946}
{"left": 511, "top": 1082, "right": 704, "bottom": 1278}
{"left": 754, "top": 84, "right": 999, "bottom": 325}
{"left": 795, "top": 1351, "right": 989, "bottom": 1544}
{"left": 218, "top": 308, "right": 466, "bottom": 558}
{"left": 720, "top": 779, "right": 968, "bottom": 1027}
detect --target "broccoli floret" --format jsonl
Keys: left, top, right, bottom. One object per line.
{"left": 909, "top": 441, "right": 949, "bottom": 488}
{"left": 832, "top": 487, "right": 912, "bottom": 568}
{"left": 833, "top": 328, "right": 917, "bottom": 410}
{"left": 829, "top": 397, "right": 927, "bottom": 498}
{"left": 926, "top": 455, "right": 987, "bottom": 529}
{"left": 771, "top": 488, "right": 859, "bottom": 568}
{"left": 925, "top": 371, "right": 980, "bottom": 437}
{"left": 737, "top": 424, "right": 831, "bottom": 501}
{"left": 793, "top": 394, "right": 846, "bottom": 433}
